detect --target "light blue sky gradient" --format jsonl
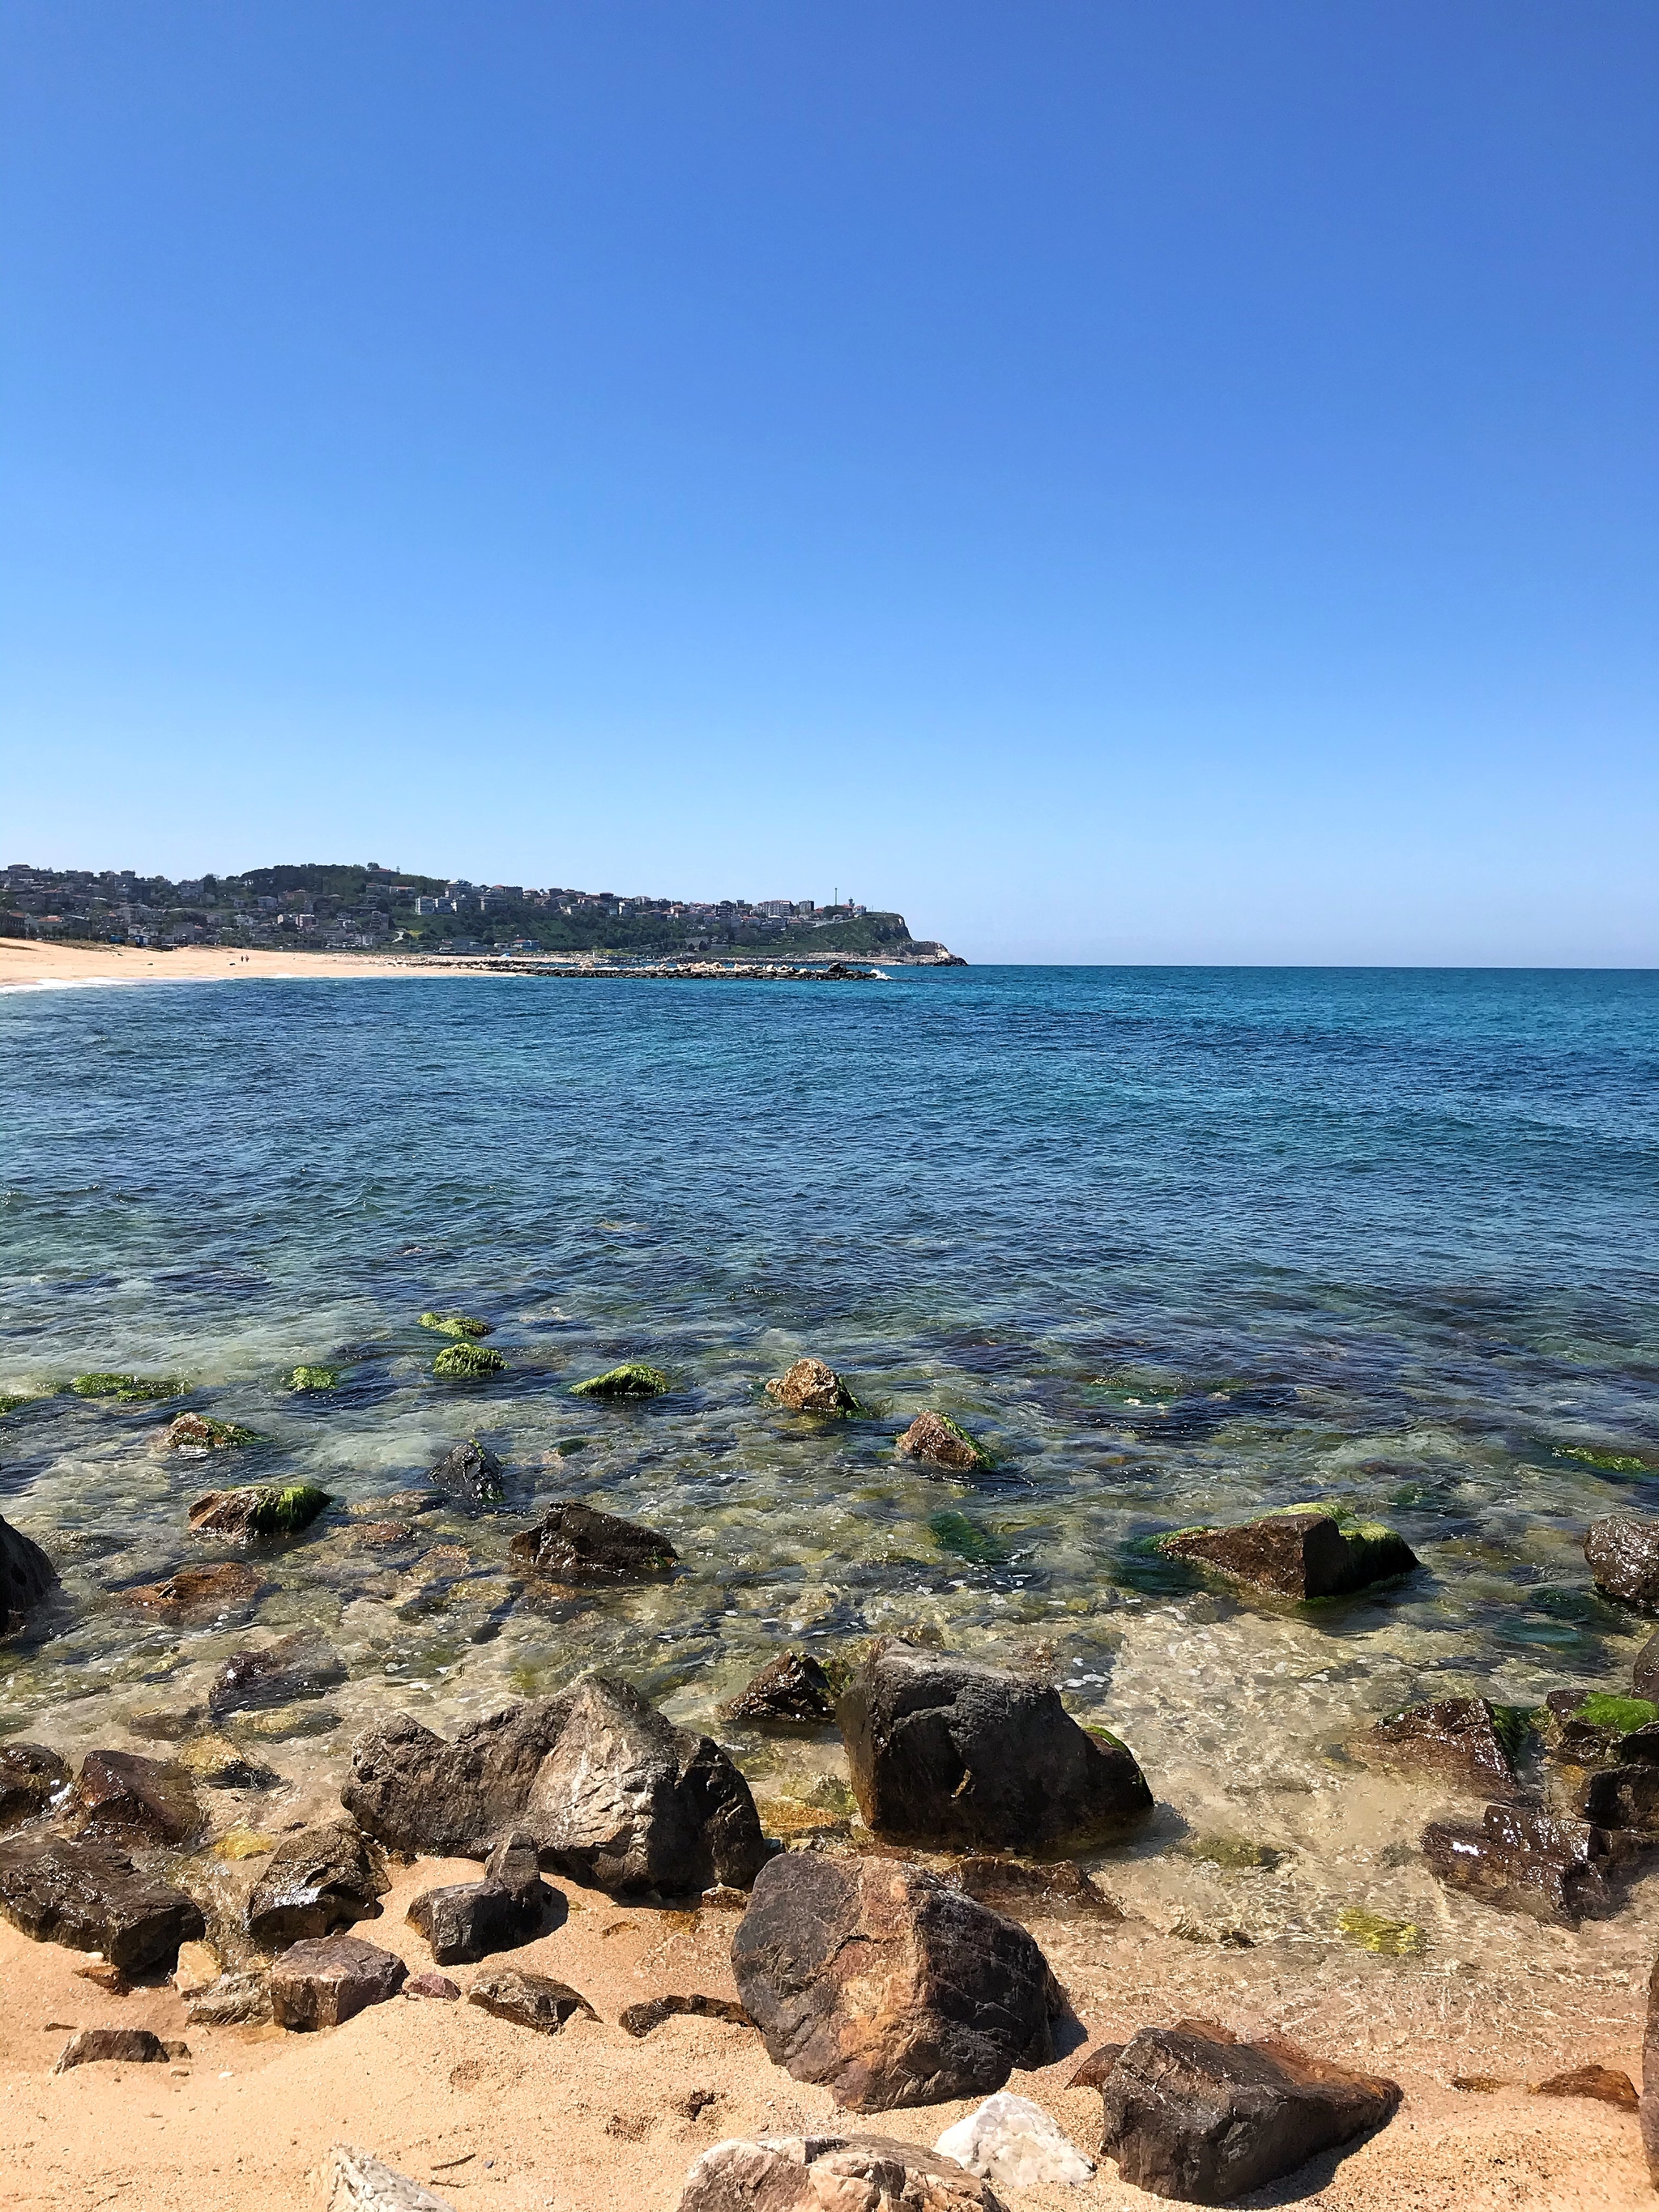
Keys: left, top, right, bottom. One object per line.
{"left": 2, "top": 2, "right": 1654, "bottom": 961}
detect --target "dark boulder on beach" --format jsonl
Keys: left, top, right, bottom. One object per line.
{"left": 1422, "top": 1800, "right": 1643, "bottom": 1924}
{"left": 1157, "top": 1508, "right": 1418, "bottom": 1602}
{"left": 1348, "top": 1697, "right": 1528, "bottom": 1793}
{"left": 509, "top": 1500, "right": 677, "bottom": 1583}
{"left": 344, "top": 1673, "right": 766, "bottom": 1895}
{"left": 896, "top": 1412, "right": 993, "bottom": 1473}
{"left": 407, "top": 1828, "right": 558, "bottom": 1963}
{"left": 0, "top": 1744, "right": 70, "bottom": 1833}
{"left": 210, "top": 1630, "right": 348, "bottom": 1717}
{"left": 270, "top": 1933, "right": 407, "bottom": 2029}
{"left": 0, "top": 1834, "right": 204, "bottom": 1970}
{"left": 731, "top": 1850, "right": 1063, "bottom": 2112}
{"left": 1, "top": 1511, "right": 58, "bottom": 1635}
{"left": 1586, "top": 1516, "right": 1659, "bottom": 1610}
{"left": 839, "top": 1641, "right": 1152, "bottom": 1852}
{"left": 1088, "top": 2018, "right": 1401, "bottom": 2203}
{"left": 67, "top": 1750, "right": 201, "bottom": 1846}
{"left": 246, "top": 1820, "right": 390, "bottom": 1946}
{"left": 947, "top": 1856, "right": 1124, "bottom": 1923}
{"left": 427, "top": 1438, "right": 506, "bottom": 1511}
{"left": 1577, "top": 1765, "right": 1659, "bottom": 1833}
{"left": 721, "top": 1651, "right": 838, "bottom": 1727}
{"left": 766, "top": 1358, "right": 860, "bottom": 1414}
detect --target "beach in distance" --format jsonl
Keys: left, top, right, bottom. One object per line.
{"left": 2, "top": 963, "right": 1657, "bottom": 2210}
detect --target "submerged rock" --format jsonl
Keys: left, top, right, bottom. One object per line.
{"left": 897, "top": 1412, "right": 994, "bottom": 1472}
{"left": 427, "top": 1438, "right": 506, "bottom": 1511}
{"left": 67, "top": 1750, "right": 201, "bottom": 1845}
{"left": 934, "top": 2095, "right": 1094, "bottom": 2189}
{"left": 839, "top": 1640, "right": 1153, "bottom": 1851}
{"left": 509, "top": 1500, "right": 678, "bottom": 1583}
{"left": 1531, "top": 2064, "right": 1638, "bottom": 2109}
{"left": 1089, "top": 2018, "right": 1401, "bottom": 2204}
{"left": 119, "top": 1562, "right": 263, "bottom": 1616}
{"left": 720, "top": 1651, "right": 838, "bottom": 1727}
{"left": 432, "top": 1342, "right": 506, "bottom": 1379}
{"left": 731, "top": 1851, "right": 1063, "bottom": 2112}
{"left": 290, "top": 1365, "right": 341, "bottom": 1391}
{"left": 271, "top": 1934, "right": 407, "bottom": 2029}
{"left": 467, "top": 1964, "right": 596, "bottom": 2033}
{"left": 766, "top": 1358, "right": 860, "bottom": 1414}
{"left": 0, "top": 1835, "right": 204, "bottom": 1969}
{"left": 189, "top": 1484, "right": 332, "bottom": 1538}
{"left": 420, "top": 1313, "right": 494, "bottom": 1339}
{"left": 1157, "top": 1507, "right": 1418, "bottom": 1601}
{"left": 1422, "top": 1800, "right": 1642, "bottom": 1924}
{"left": 1577, "top": 1765, "right": 1659, "bottom": 1832}
{"left": 1, "top": 1511, "right": 58, "bottom": 1634}
{"left": 157, "top": 1412, "right": 258, "bottom": 1455}
{"left": 246, "top": 1820, "right": 390, "bottom": 1946}
{"left": 210, "top": 1632, "right": 348, "bottom": 1718}
{"left": 1585, "top": 1515, "right": 1659, "bottom": 1610}
{"left": 946, "top": 1856, "right": 1124, "bottom": 1923}
{"left": 674, "top": 2137, "right": 1007, "bottom": 2212}
{"left": 343, "top": 1675, "right": 766, "bottom": 1895}
{"left": 70, "top": 1373, "right": 186, "bottom": 1402}
{"left": 568, "top": 1362, "right": 671, "bottom": 1399}
{"left": 0, "top": 1744, "right": 70, "bottom": 1832}
{"left": 1348, "top": 1696, "right": 1529, "bottom": 1792}
{"left": 407, "top": 1828, "right": 557, "bottom": 1964}
{"left": 327, "top": 2147, "right": 458, "bottom": 2212}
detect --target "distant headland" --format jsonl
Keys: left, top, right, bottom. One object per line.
{"left": 0, "top": 861, "right": 962, "bottom": 965}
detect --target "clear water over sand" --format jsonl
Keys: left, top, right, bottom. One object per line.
{"left": 2, "top": 965, "right": 1657, "bottom": 1983}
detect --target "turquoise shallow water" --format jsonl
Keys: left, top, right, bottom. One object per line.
{"left": 2, "top": 965, "right": 1657, "bottom": 1960}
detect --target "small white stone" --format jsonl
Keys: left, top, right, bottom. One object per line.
{"left": 934, "top": 2094, "right": 1094, "bottom": 2189}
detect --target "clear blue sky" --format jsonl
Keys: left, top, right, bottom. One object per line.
{"left": 2, "top": 3, "right": 1654, "bottom": 961}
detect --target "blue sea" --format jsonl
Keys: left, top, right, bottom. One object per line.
{"left": 2, "top": 965, "right": 1657, "bottom": 1956}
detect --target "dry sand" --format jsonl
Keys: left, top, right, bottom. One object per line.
{"left": 0, "top": 1852, "right": 1648, "bottom": 2212}
{"left": 0, "top": 941, "right": 493, "bottom": 990}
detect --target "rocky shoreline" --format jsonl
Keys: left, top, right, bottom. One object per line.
{"left": 4, "top": 1354, "right": 1659, "bottom": 2206}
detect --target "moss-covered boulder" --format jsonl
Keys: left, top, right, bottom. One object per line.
{"left": 0, "top": 1393, "right": 36, "bottom": 1417}
{"left": 896, "top": 1410, "right": 994, "bottom": 1472}
{"left": 1156, "top": 1503, "right": 1418, "bottom": 1601}
{"left": 432, "top": 1341, "right": 507, "bottom": 1380}
{"left": 187, "top": 1485, "right": 332, "bottom": 1539}
{"left": 289, "top": 1366, "right": 341, "bottom": 1392}
{"left": 157, "top": 1413, "right": 259, "bottom": 1455}
{"left": 568, "top": 1362, "right": 670, "bottom": 1399}
{"left": 70, "top": 1374, "right": 189, "bottom": 1404}
{"left": 420, "top": 1313, "right": 493, "bottom": 1340}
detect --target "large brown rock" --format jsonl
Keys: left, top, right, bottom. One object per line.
{"left": 66, "top": 1750, "right": 201, "bottom": 1845}
{"left": 270, "top": 1934, "right": 407, "bottom": 2029}
{"left": 0, "top": 1743, "right": 70, "bottom": 1832}
{"left": 1, "top": 1511, "right": 58, "bottom": 1634}
{"left": 730, "top": 1851, "right": 1063, "bottom": 2112}
{"left": 118, "top": 1562, "right": 262, "bottom": 1616}
{"left": 246, "top": 1820, "right": 390, "bottom": 1946}
{"left": 0, "top": 1835, "right": 204, "bottom": 1969}
{"left": 766, "top": 1358, "right": 859, "bottom": 1414}
{"left": 345, "top": 1675, "right": 766, "bottom": 1897}
{"left": 674, "top": 2136, "right": 1007, "bottom": 2212}
{"left": 1347, "top": 1697, "right": 1525, "bottom": 1793}
{"left": 407, "top": 1829, "right": 557, "bottom": 1963}
{"left": 1090, "top": 2018, "right": 1400, "bottom": 2203}
{"left": 1422, "top": 1800, "right": 1641, "bottom": 1924}
{"left": 839, "top": 1642, "right": 1152, "bottom": 1852}
{"left": 1157, "top": 1511, "right": 1417, "bottom": 1601}
{"left": 508, "top": 1501, "right": 677, "bottom": 1583}
{"left": 896, "top": 1413, "right": 992, "bottom": 1472}
{"left": 1586, "top": 1516, "right": 1659, "bottom": 1610}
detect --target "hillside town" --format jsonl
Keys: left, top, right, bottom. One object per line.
{"left": 0, "top": 860, "right": 958, "bottom": 962}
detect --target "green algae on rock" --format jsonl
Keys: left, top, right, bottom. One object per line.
{"left": 1337, "top": 1906, "right": 1427, "bottom": 1956}
{"left": 928, "top": 1509, "right": 1009, "bottom": 1567}
{"left": 288, "top": 1365, "right": 341, "bottom": 1391}
{"left": 420, "top": 1312, "right": 494, "bottom": 1339}
{"left": 187, "top": 1484, "right": 332, "bottom": 1538}
{"left": 70, "top": 1373, "right": 190, "bottom": 1403}
{"left": 432, "top": 1341, "right": 507, "bottom": 1379}
{"left": 1556, "top": 1443, "right": 1652, "bottom": 1474}
{"left": 568, "top": 1362, "right": 670, "bottom": 1398}
{"left": 0, "top": 1394, "right": 36, "bottom": 1416}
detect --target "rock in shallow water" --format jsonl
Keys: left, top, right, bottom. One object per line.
{"left": 839, "top": 1640, "right": 1152, "bottom": 1851}
{"left": 1, "top": 1511, "right": 58, "bottom": 1635}
{"left": 731, "top": 1850, "right": 1064, "bottom": 2113}
{"left": 508, "top": 1500, "right": 677, "bottom": 1583}
{"left": 896, "top": 1411, "right": 993, "bottom": 1472}
{"left": 934, "top": 2094, "right": 1094, "bottom": 2188}
{"left": 1422, "top": 1800, "right": 1642, "bottom": 1924}
{"left": 189, "top": 1484, "right": 332, "bottom": 1539}
{"left": 766, "top": 1357, "right": 859, "bottom": 1413}
{"left": 426, "top": 1438, "right": 505, "bottom": 1511}
{"left": 1087, "top": 2019, "right": 1400, "bottom": 2204}
{"left": 0, "top": 1743, "right": 70, "bottom": 1833}
{"left": 0, "top": 1834, "right": 204, "bottom": 1970}
{"left": 246, "top": 1819, "right": 390, "bottom": 1946}
{"left": 271, "top": 1934, "right": 407, "bottom": 2029}
{"left": 344, "top": 1674, "right": 766, "bottom": 1895}
{"left": 675, "top": 2135, "right": 1007, "bottom": 2212}
{"left": 67, "top": 1750, "right": 201, "bottom": 1846}
{"left": 1585, "top": 1515, "right": 1659, "bottom": 1610}
{"left": 210, "top": 1631, "right": 348, "bottom": 1717}
{"left": 720, "top": 1651, "right": 838, "bottom": 1726}
{"left": 118, "top": 1562, "right": 263, "bottom": 1617}
{"left": 1157, "top": 1508, "right": 1417, "bottom": 1602}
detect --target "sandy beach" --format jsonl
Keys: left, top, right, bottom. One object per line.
{"left": 0, "top": 1840, "right": 1648, "bottom": 2212}
{"left": 0, "top": 941, "right": 492, "bottom": 990}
